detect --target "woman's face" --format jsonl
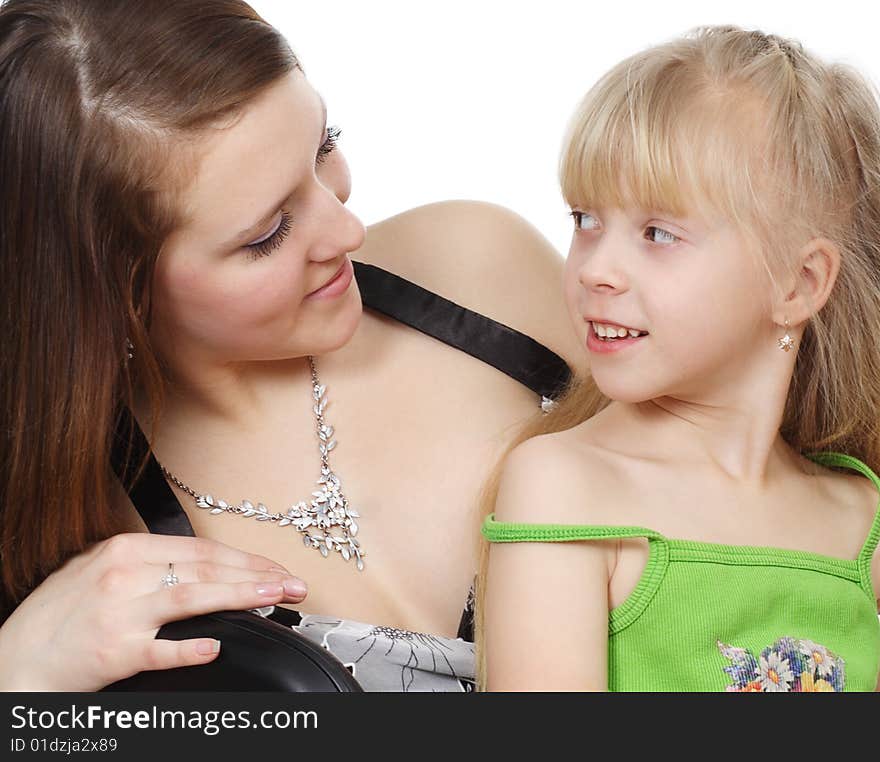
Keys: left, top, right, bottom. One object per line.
{"left": 148, "top": 69, "right": 366, "bottom": 372}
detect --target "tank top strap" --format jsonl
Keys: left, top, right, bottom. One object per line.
{"left": 805, "top": 450, "right": 880, "bottom": 570}
{"left": 481, "top": 512, "right": 664, "bottom": 544}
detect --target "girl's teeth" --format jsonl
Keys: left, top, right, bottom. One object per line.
{"left": 592, "top": 321, "right": 647, "bottom": 340}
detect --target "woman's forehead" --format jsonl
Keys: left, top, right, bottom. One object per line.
{"left": 174, "top": 70, "right": 324, "bottom": 249}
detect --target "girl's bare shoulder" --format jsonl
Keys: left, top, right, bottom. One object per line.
{"left": 811, "top": 463, "right": 880, "bottom": 608}
{"left": 495, "top": 426, "right": 633, "bottom": 528}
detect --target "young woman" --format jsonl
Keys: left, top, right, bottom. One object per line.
{"left": 0, "top": 0, "right": 581, "bottom": 691}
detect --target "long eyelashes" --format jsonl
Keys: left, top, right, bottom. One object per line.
{"left": 569, "top": 210, "right": 597, "bottom": 231}
{"left": 245, "top": 125, "right": 342, "bottom": 261}
{"left": 245, "top": 210, "right": 293, "bottom": 260}
{"left": 316, "top": 125, "right": 341, "bottom": 165}
{"left": 644, "top": 225, "right": 680, "bottom": 244}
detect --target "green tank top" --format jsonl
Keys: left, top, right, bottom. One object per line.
{"left": 480, "top": 450, "right": 880, "bottom": 692}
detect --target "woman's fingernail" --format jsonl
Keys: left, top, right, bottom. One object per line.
{"left": 197, "top": 639, "right": 221, "bottom": 655}
{"left": 256, "top": 582, "right": 284, "bottom": 597}
{"left": 282, "top": 578, "right": 308, "bottom": 597}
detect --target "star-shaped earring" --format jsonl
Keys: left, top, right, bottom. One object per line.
{"left": 777, "top": 317, "right": 795, "bottom": 352}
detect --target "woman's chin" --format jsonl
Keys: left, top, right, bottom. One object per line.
{"left": 305, "top": 288, "right": 364, "bottom": 355}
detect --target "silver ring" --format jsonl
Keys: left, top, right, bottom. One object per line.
{"left": 160, "top": 562, "right": 179, "bottom": 588}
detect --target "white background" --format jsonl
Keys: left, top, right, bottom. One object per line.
{"left": 251, "top": 1, "right": 878, "bottom": 257}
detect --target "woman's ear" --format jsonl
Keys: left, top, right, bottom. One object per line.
{"left": 773, "top": 236, "right": 841, "bottom": 324}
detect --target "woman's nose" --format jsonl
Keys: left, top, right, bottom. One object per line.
{"left": 337, "top": 204, "right": 366, "bottom": 255}
{"left": 310, "top": 194, "right": 365, "bottom": 262}
{"left": 333, "top": 155, "right": 353, "bottom": 206}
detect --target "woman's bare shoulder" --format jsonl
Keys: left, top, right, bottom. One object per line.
{"left": 356, "top": 200, "right": 584, "bottom": 373}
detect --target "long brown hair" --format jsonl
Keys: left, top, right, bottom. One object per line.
{"left": 474, "top": 25, "right": 880, "bottom": 688}
{"left": 0, "top": 0, "right": 299, "bottom": 618}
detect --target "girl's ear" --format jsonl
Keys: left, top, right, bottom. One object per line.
{"left": 773, "top": 237, "right": 841, "bottom": 324}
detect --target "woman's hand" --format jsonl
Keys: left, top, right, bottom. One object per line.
{"left": 0, "top": 533, "right": 308, "bottom": 691}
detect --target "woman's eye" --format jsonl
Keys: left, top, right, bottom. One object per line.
{"left": 645, "top": 225, "right": 680, "bottom": 244}
{"left": 316, "top": 125, "right": 341, "bottom": 165}
{"left": 570, "top": 210, "right": 599, "bottom": 231}
{"left": 245, "top": 210, "right": 293, "bottom": 260}
{"left": 243, "top": 126, "right": 341, "bottom": 261}
{"left": 245, "top": 127, "right": 342, "bottom": 259}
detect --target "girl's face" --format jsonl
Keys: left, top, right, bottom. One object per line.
{"left": 564, "top": 204, "right": 776, "bottom": 404}
{"left": 148, "top": 69, "right": 366, "bottom": 371}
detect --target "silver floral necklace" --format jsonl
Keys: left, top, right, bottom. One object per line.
{"left": 158, "top": 355, "right": 365, "bottom": 571}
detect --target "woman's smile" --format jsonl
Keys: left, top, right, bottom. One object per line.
{"left": 304, "top": 256, "right": 354, "bottom": 301}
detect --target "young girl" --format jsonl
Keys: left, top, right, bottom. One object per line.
{"left": 475, "top": 25, "right": 880, "bottom": 692}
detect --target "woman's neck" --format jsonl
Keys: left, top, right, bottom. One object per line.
{"left": 130, "top": 311, "right": 380, "bottom": 442}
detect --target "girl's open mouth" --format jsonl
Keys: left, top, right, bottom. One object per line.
{"left": 585, "top": 320, "right": 649, "bottom": 354}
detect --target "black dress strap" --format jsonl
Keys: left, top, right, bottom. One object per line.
{"left": 110, "top": 405, "right": 196, "bottom": 537}
{"left": 352, "top": 261, "right": 570, "bottom": 400}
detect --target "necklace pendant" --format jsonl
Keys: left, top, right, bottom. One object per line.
{"left": 166, "top": 355, "right": 365, "bottom": 571}
{"left": 284, "top": 469, "right": 365, "bottom": 570}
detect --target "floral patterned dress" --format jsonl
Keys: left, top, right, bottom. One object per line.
{"left": 263, "top": 582, "right": 476, "bottom": 692}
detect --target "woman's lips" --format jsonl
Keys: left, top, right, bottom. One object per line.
{"left": 305, "top": 257, "right": 353, "bottom": 300}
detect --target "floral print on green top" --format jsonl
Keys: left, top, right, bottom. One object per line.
{"left": 717, "top": 636, "right": 845, "bottom": 692}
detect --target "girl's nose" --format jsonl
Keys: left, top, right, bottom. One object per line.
{"left": 576, "top": 235, "right": 627, "bottom": 294}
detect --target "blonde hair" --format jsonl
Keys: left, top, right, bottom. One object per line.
{"left": 473, "top": 25, "right": 880, "bottom": 690}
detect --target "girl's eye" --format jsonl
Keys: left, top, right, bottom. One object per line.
{"left": 570, "top": 210, "right": 599, "bottom": 231}
{"left": 645, "top": 225, "right": 680, "bottom": 245}
{"left": 245, "top": 210, "right": 293, "bottom": 260}
{"left": 316, "top": 125, "right": 341, "bottom": 165}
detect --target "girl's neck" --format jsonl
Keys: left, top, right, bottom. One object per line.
{"left": 598, "top": 396, "right": 806, "bottom": 490}
{"left": 591, "top": 325, "right": 807, "bottom": 488}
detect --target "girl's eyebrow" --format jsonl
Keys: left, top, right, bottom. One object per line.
{"left": 567, "top": 201, "right": 705, "bottom": 229}
{"left": 641, "top": 207, "right": 704, "bottom": 227}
